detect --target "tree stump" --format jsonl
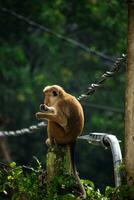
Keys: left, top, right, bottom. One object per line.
{"left": 46, "top": 145, "right": 72, "bottom": 182}
{"left": 46, "top": 144, "right": 84, "bottom": 199}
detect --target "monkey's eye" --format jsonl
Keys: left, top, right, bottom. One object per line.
{"left": 52, "top": 91, "right": 58, "bottom": 97}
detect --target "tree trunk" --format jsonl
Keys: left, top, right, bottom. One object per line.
{"left": 0, "top": 138, "right": 11, "bottom": 162}
{"left": 125, "top": 1, "right": 134, "bottom": 185}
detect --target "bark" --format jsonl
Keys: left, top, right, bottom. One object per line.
{"left": 125, "top": 2, "right": 134, "bottom": 185}
{"left": 46, "top": 143, "right": 86, "bottom": 199}
{"left": 46, "top": 145, "right": 73, "bottom": 185}
{"left": 0, "top": 138, "right": 11, "bottom": 162}
{"left": 46, "top": 144, "right": 83, "bottom": 198}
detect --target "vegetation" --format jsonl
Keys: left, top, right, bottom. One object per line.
{"left": 0, "top": 0, "right": 128, "bottom": 199}
{"left": 0, "top": 162, "right": 133, "bottom": 200}
{"left": 0, "top": 162, "right": 109, "bottom": 200}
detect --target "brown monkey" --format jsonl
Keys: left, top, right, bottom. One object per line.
{"left": 36, "top": 85, "right": 86, "bottom": 199}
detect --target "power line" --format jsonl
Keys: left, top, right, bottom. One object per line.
{"left": 77, "top": 54, "right": 126, "bottom": 101}
{"left": 0, "top": 122, "right": 47, "bottom": 137}
{"left": 0, "top": 7, "right": 115, "bottom": 63}
{"left": 82, "top": 102, "right": 124, "bottom": 114}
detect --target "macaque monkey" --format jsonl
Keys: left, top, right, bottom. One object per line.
{"left": 36, "top": 85, "right": 84, "bottom": 145}
{"left": 36, "top": 85, "right": 86, "bottom": 198}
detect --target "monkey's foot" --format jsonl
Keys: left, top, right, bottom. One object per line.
{"left": 45, "top": 138, "right": 57, "bottom": 147}
{"left": 45, "top": 138, "right": 51, "bottom": 146}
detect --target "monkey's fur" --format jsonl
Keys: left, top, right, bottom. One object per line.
{"left": 36, "top": 85, "right": 86, "bottom": 199}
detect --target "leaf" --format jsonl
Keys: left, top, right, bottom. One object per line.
{"left": 10, "top": 162, "right": 16, "bottom": 168}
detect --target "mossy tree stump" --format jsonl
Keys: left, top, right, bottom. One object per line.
{"left": 46, "top": 145, "right": 72, "bottom": 182}
{"left": 46, "top": 144, "right": 83, "bottom": 199}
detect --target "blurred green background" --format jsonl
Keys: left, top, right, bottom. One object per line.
{"left": 0, "top": 0, "right": 127, "bottom": 190}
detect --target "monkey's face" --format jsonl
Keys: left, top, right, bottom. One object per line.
{"left": 43, "top": 85, "right": 65, "bottom": 106}
{"left": 43, "top": 88, "right": 60, "bottom": 106}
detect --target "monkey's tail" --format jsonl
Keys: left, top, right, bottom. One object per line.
{"left": 68, "top": 142, "right": 87, "bottom": 199}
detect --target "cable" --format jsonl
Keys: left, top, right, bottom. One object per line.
{"left": 0, "top": 122, "right": 47, "bottom": 137}
{"left": 77, "top": 54, "right": 126, "bottom": 101}
{"left": 0, "top": 7, "right": 115, "bottom": 63}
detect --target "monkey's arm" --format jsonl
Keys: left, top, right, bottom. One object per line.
{"left": 36, "top": 112, "right": 56, "bottom": 120}
{"left": 36, "top": 104, "right": 56, "bottom": 120}
{"left": 36, "top": 104, "right": 67, "bottom": 128}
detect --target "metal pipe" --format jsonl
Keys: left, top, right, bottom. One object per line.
{"left": 102, "top": 134, "right": 122, "bottom": 186}
{"left": 79, "top": 133, "right": 122, "bottom": 186}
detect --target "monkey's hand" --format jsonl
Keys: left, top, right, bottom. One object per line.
{"left": 35, "top": 104, "right": 56, "bottom": 120}
{"left": 40, "top": 104, "right": 55, "bottom": 114}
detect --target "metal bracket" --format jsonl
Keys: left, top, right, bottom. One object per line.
{"left": 78, "top": 133, "right": 122, "bottom": 187}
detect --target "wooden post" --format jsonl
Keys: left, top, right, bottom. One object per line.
{"left": 46, "top": 145, "right": 73, "bottom": 184}
{"left": 46, "top": 144, "right": 84, "bottom": 199}
{"left": 46, "top": 144, "right": 74, "bottom": 197}
{"left": 125, "top": 0, "right": 134, "bottom": 185}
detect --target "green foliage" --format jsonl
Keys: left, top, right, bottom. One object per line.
{"left": 46, "top": 175, "right": 78, "bottom": 200}
{"left": 81, "top": 179, "right": 109, "bottom": 200}
{"left": 105, "top": 185, "right": 134, "bottom": 200}
{"left": 0, "top": 161, "right": 44, "bottom": 200}
{"left": 1, "top": 162, "right": 134, "bottom": 200}
{"left": 0, "top": 162, "right": 111, "bottom": 200}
